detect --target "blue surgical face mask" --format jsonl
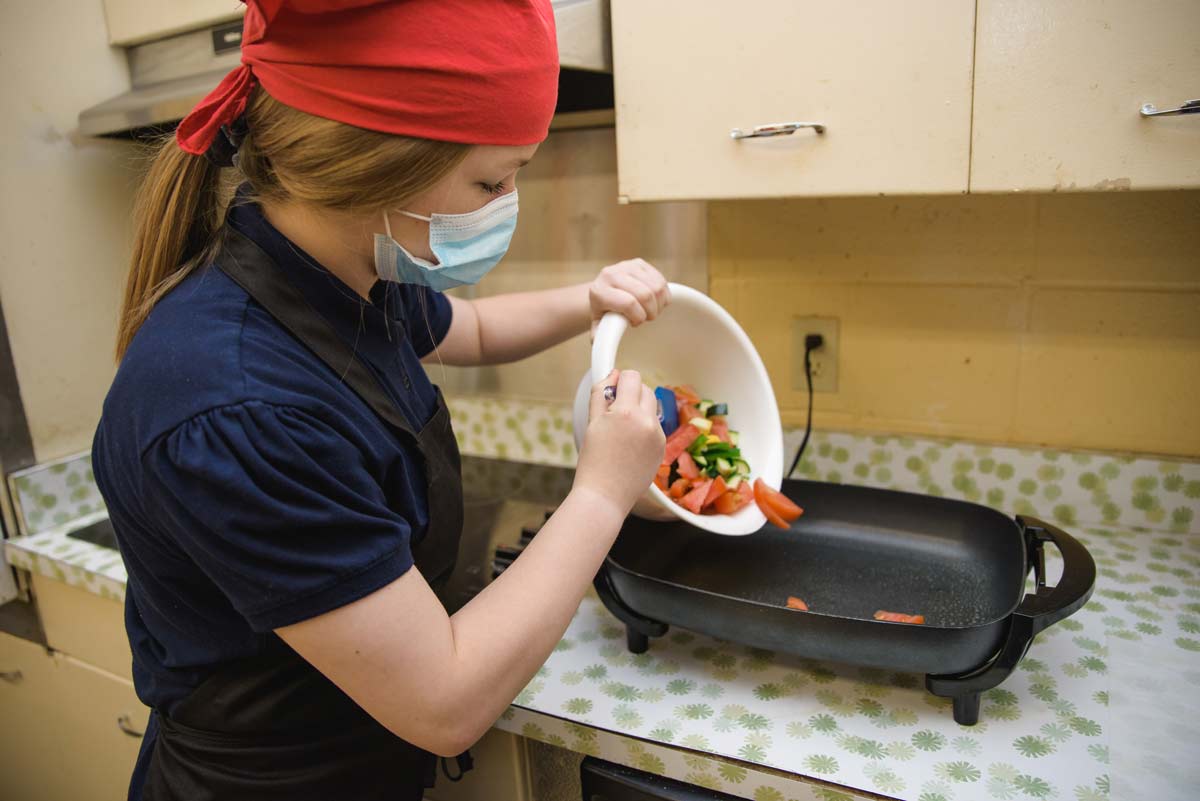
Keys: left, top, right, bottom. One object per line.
{"left": 374, "top": 190, "right": 519, "bottom": 291}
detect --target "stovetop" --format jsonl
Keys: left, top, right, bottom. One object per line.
{"left": 437, "top": 456, "right": 573, "bottom": 613}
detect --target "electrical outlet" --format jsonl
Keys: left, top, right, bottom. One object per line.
{"left": 792, "top": 317, "right": 839, "bottom": 393}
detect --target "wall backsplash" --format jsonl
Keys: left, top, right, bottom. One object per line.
{"left": 435, "top": 126, "right": 708, "bottom": 405}
{"left": 708, "top": 191, "right": 1200, "bottom": 457}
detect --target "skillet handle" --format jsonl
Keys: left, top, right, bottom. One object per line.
{"left": 1015, "top": 516, "right": 1096, "bottom": 636}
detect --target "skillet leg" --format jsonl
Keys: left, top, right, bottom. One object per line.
{"left": 626, "top": 628, "right": 650, "bottom": 654}
{"left": 952, "top": 693, "right": 981, "bottom": 726}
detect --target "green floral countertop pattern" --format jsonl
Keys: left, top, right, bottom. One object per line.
{"left": 510, "top": 520, "right": 1199, "bottom": 800}
{"left": 5, "top": 396, "right": 1199, "bottom": 800}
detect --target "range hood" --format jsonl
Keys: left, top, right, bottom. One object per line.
{"left": 79, "top": 0, "right": 613, "bottom": 140}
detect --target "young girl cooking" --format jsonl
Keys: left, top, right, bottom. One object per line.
{"left": 92, "top": 1, "right": 668, "bottom": 798}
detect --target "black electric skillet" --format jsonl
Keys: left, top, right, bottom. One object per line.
{"left": 594, "top": 479, "right": 1095, "bottom": 725}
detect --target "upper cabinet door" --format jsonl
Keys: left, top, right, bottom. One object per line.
{"left": 103, "top": 0, "right": 243, "bottom": 46}
{"left": 611, "top": 1, "right": 975, "bottom": 202}
{"left": 972, "top": 0, "right": 1200, "bottom": 192}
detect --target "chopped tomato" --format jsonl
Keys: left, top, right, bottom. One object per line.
{"left": 680, "top": 478, "right": 713, "bottom": 514}
{"left": 676, "top": 451, "right": 701, "bottom": 480}
{"left": 713, "top": 485, "right": 753, "bottom": 514}
{"left": 677, "top": 403, "right": 704, "bottom": 424}
{"left": 654, "top": 464, "right": 670, "bottom": 491}
{"left": 671, "top": 384, "right": 702, "bottom": 405}
{"left": 712, "top": 491, "right": 740, "bottom": 515}
{"left": 785, "top": 596, "right": 809, "bottom": 611}
{"left": 668, "top": 478, "right": 690, "bottom": 499}
{"left": 710, "top": 416, "right": 730, "bottom": 442}
{"left": 662, "top": 425, "right": 700, "bottom": 466}
{"left": 754, "top": 479, "right": 803, "bottom": 523}
{"left": 757, "top": 497, "right": 789, "bottom": 529}
{"left": 873, "top": 610, "right": 925, "bottom": 625}
{"left": 702, "top": 476, "right": 728, "bottom": 508}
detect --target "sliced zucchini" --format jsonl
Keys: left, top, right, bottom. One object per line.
{"left": 715, "top": 457, "right": 734, "bottom": 476}
{"left": 734, "top": 460, "right": 751, "bottom": 477}
{"left": 725, "top": 476, "right": 743, "bottom": 490}
{"left": 728, "top": 431, "right": 740, "bottom": 446}
{"left": 688, "top": 417, "right": 713, "bottom": 434}
{"left": 697, "top": 400, "right": 713, "bottom": 415}
{"left": 693, "top": 454, "right": 708, "bottom": 466}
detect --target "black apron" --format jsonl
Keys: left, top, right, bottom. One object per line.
{"left": 142, "top": 227, "right": 466, "bottom": 801}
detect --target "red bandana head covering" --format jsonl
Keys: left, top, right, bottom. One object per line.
{"left": 176, "top": 0, "right": 559, "bottom": 155}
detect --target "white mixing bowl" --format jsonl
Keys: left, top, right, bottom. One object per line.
{"left": 572, "top": 283, "right": 783, "bottom": 535}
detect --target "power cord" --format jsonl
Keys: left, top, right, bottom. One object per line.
{"left": 786, "top": 333, "right": 824, "bottom": 479}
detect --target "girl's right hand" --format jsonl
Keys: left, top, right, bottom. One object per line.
{"left": 573, "top": 369, "right": 666, "bottom": 515}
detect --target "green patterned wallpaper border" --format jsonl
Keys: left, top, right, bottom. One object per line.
{"left": 444, "top": 395, "right": 1200, "bottom": 536}
{"left": 8, "top": 452, "right": 102, "bottom": 536}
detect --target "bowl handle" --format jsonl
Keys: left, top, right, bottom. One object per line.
{"left": 591, "top": 311, "right": 629, "bottom": 386}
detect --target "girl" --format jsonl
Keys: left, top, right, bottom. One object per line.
{"left": 93, "top": 1, "right": 668, "bottom": 798}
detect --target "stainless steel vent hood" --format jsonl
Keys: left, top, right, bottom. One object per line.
{"left": 79, "top": 0, "right": 612, "bottom": 139}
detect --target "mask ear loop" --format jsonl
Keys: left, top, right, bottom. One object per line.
{"left": 418, "top": 288, "right": 448, "bottom": 386}
{"left": 386, "top": 210, "right": 448, "bottom": 384}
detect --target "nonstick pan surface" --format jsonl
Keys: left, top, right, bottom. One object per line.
{"left": 603, "top": 480, "right": 1032, "bottom": 675}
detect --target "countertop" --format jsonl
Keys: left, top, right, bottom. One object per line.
{"left": 6, "top": 431, "right": 1200, "bottom": 800}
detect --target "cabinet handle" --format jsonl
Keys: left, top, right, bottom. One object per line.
{"left": 117, "top": 714, "right": 145, "bottom": 738}
{"left": 1140, "top": 99, "right": 1200, "bottom": 117}
{"left": 0, "top": 670, "right": 23, "bottom": 684}
{"left": 731, "top": 121, "right": 826, "bottom": 139}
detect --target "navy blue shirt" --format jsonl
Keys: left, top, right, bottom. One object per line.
{"left": 93, "top": 196, "right": 453, "bottom": 723}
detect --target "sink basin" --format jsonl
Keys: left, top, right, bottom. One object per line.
{"left": 66, "top": 518, "right": 118, "bottom": 550}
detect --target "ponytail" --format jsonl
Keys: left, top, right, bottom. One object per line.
{"left": 116, "top": 142, "right": 222, "bottom": 361}
{"left": 115, "top": 89, "right": 470, "bottom": 361}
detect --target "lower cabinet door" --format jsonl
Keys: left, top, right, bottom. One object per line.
{"left": 0, "top": 631, "right": 149, "bottom": 801}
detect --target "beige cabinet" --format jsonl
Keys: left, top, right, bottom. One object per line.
{"left": 611, "top": 0, "right": 976, "bottom": 201}
{"left": 0, "top": 632, "right": 148, "bottom": 801}
{"left": 102, "top": 0, "right": 243, "bottom": 46}
{"left": 972, "top": 0, "right": 1200, "bottom": 192}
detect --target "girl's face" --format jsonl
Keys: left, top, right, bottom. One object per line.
{"left": 386, "top": 143, "right": 540, "bottom": 263}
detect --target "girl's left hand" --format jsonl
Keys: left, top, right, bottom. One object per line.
{"left": 589, "top": 258, "right": 671, "bottom": 334}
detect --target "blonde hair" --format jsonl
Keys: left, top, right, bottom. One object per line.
{"left": 116, "top": 89, "right": 470, "bottom": 360}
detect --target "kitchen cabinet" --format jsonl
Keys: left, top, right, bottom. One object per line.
{"left": 32, "top": 572, "right": 132, "bottom": 680}
{"left": 0, "top": 631, "right": 148, "bottom": 801}
{"left": 972, "top": 0, "right": 1200, "bottom": 192}
{"left": 611, "top": 0, "right": 976, "bottom": 201}
{"left": 102, "top": 0, "right": 243, "bottom": 46}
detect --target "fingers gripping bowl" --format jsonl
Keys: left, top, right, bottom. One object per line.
{"left": 573, "top": 283, "right": 784, "bottom": 535}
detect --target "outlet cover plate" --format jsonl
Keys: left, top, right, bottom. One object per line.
{"left": 792, "top": 316, "right": 839, "bottom": 393}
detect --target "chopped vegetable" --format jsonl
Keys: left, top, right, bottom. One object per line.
{"left": 662, "top": 425, "right": 701, "bottom": 466}
{"left": 785, "top": 596, "right": 809, "bottom": 611}
{"left": 680, "top": 478, "right": 713, "bottom": 514}
{"left": 702, "top": 476, "right": 728, "bottom": 508}
{"left": 656, "top": 386, "right": 800, "bottom": 524}
{"left": 873, "top": 610, "right": 925, "bottom": 625}
{"left": 753, "top": 479, "right": 803, "bottom": 529}
{"left": 654, "top": 464, "right": 670, "bottom": 491}
{"left": 676, "top": 451, "right": 701, "bottom": 480}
